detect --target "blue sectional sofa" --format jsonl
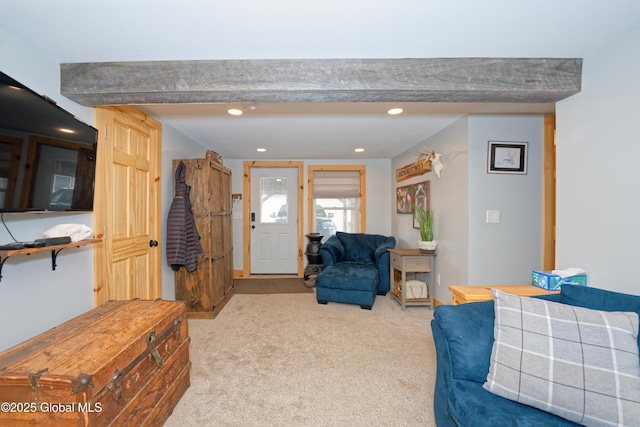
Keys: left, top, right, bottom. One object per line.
{"left": 431, "top": 285, "right": 640, "bottom": 426}
{"left": 316, "top": 232, "right": 396, "bottom": 309}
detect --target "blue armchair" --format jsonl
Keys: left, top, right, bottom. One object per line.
{"left": 315, "top": 232, "right": 396, "bottom": 309}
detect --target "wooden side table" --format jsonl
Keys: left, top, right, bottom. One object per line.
{"left": 388, "top": 248, "right": 436, "bottom": 310}
{"left": 449, "top": 284, "right": 559, "bottom": 305}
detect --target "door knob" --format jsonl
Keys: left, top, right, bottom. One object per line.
{"left": 149, "top": 240, "right": 159, "bottom": 247}
{"left": 251, "top": 225, "right": 256, "bottom": 229}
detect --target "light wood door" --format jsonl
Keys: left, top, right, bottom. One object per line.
{"left": 93, "top": 106, "right": 162, "bottom": 306}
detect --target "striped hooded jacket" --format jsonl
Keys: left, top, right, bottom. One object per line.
{"left": 166, "top": 161, "right": 203, "bottom": 272}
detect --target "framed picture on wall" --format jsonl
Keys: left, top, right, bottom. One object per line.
{"left": 396, "top": 185, "right": 413, "bottom": 214}
{"left": 487, "top": 141, "right": 528, "bottom": 174}
{"left": 412, "top": 181, "right": 430, "bottom": 229}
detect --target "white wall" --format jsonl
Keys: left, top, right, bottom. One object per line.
{"left": 222, "top": 159, "right": 244, "bottom": 273}
{"left": 0, "top": 24, "right": 96, "bottom": 351}
{"left": 391, "top": 114, "right": 545, "bottom": 304}
{"left": 556, "top": 27, "right": 640, "bottom": 294}
{"left": 468, "top": 115, "right": 544, "bottom": 284}
{"left": 224, "top": 158, "right": 392, "bottom": 271}
{"left": 391, "top": 117, "right": 469, "bottom": 304}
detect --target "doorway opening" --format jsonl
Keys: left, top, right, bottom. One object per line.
{"left": 242, "top": 161, "right": 304, "bottom": 277}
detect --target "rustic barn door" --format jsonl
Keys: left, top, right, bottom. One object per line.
{"left": 93, "top": 106, "right": 162, "bottom": 306}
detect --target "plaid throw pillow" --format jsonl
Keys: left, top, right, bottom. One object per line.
{"left": 484, "top": 290, "right": 640, "bottom": 426}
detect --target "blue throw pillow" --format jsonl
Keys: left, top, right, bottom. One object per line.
{"left": 433, "top": 301, "right": 495, "bottom": 383}
{"left": 561, "top": 284, "right": 640, "bottom": 312}
{"left": 561, "top": 284, "right": 640, "bottom": 348}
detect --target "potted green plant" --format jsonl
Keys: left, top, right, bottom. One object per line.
{"left": 414, "top": 203, "right": 437, "bottom": 252}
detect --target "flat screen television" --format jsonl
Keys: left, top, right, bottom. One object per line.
{"left": 0, "top": 71, "right": 98, "bottom": 212}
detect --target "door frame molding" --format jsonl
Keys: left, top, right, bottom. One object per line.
{"left": 243, "top": 161, "right": 304, "bottom": 277}
{"left": 542, "top": 115, "right": 556, "bottom": 270}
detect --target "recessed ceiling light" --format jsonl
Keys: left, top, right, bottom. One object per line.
{"left": 59, "top": 128, "right": 75, "bottom": 134}
{"left": 256, "top": 148, "right": 266, "bottom": 152}
{"left": 387, "top": 108, "right": 404, "bottom": 115}
{"left": 227, "top": 108, "right": 243, "bottom": 116}
{"left": 354, "top": 148, "right": 365, "bottom": 152}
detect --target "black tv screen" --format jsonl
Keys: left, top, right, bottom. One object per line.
{"left": 0, "top": 71, "right": 98, "bottom": 212}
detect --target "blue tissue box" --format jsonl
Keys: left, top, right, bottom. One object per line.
{"left": 532, "top": 270, "right": 587, "bottom": 291}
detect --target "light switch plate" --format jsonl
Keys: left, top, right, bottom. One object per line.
{"left": 486, "top": 210, "right": 501, "bottom": 223}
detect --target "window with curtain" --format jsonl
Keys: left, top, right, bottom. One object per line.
{"left": 310, "top": 167, "right": 365, "bottom": 241}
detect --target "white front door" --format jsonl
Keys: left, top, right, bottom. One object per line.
{"left": 250, "top": 167, "right": 298, "bottom": 274}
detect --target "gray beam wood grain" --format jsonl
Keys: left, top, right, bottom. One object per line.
{"left": 60, "top": 58, "right": 582, "bottom": 106}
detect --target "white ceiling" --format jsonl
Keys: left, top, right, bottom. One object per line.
{"left": 2, "top": 1, "right": 640, "bottom": 159}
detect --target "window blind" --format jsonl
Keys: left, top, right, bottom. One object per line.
{"left": 312, "top": 171, "right": 360, "bottom": 198}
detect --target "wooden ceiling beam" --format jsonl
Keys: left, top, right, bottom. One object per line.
{"left": 61, "top": 58, "right": 581, "bottom": 106}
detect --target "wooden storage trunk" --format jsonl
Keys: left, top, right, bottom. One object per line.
{"left": 0, "top": 299, "right": 190, "bottom": 426}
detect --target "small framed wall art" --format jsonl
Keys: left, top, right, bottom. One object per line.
{"left": 396, "top": 185, "right": 413, "bottom": 214}
{"left": 412, "top": 181, "right": 430, "bottom": 229}
{"left": 487, "top": 141, "right": 528, "bottom": 174}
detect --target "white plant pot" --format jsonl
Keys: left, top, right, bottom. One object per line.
{"left": 417, "top": 240, "right": 438, "bottom": 251}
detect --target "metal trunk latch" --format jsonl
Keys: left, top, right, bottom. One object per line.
{"left": 173, "top": 316, "right": 184, "bottom": 340}
{"left": 28, "top": 368, "right": 49, "bottom": 391}
{"left": 110, "top": 369, "right": 124, "bottom": 403}
{"left": 147, "top": 331, "right": 165, "bottom": 367}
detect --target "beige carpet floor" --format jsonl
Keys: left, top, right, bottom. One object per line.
{"left": 165, "top": 290, "right": 437, "bottom": 427}
{"left": 234, "top": 276, "right": 313, "bottom": 294}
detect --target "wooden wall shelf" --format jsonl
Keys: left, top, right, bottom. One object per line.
{"left": 0, "top": 239, "right": 102, "bottom": 282}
